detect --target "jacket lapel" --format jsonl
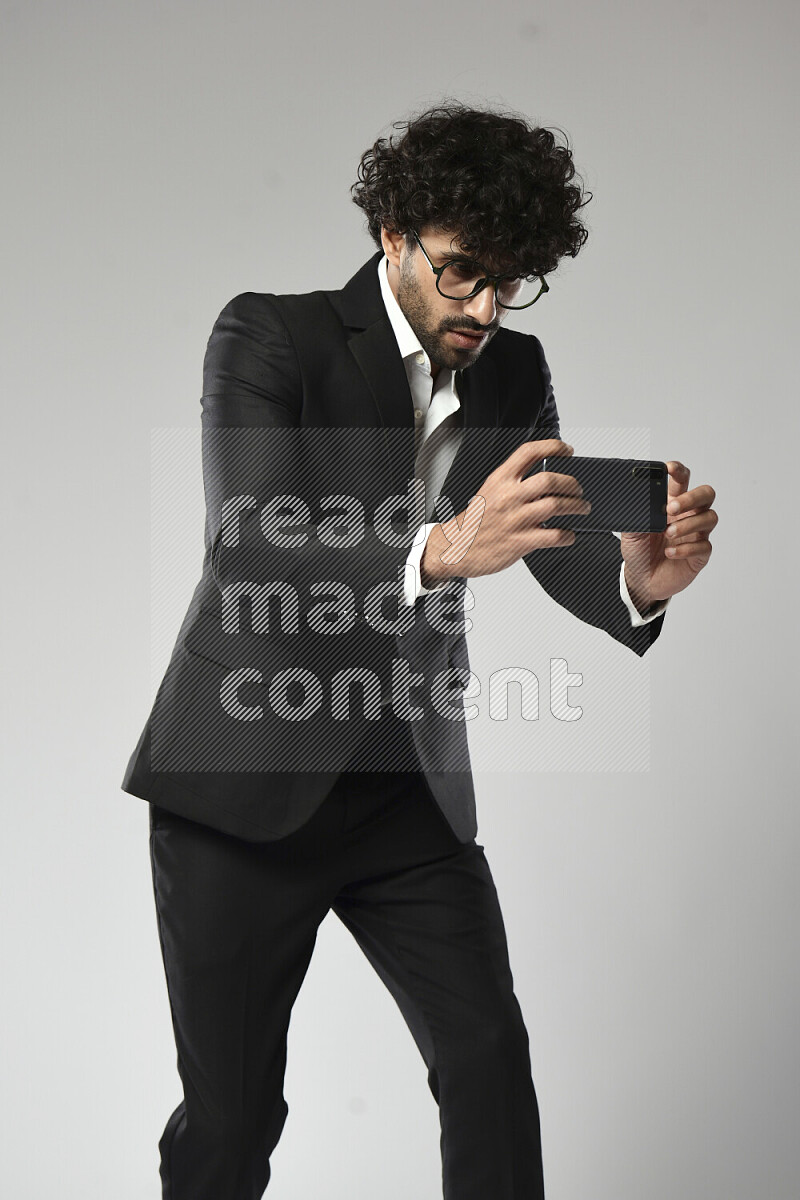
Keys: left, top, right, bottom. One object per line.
{"left": 440, "top": 353, "right": 500, "bottom": 517}
{"left": 335, "top": 251, "right": 500, "bottom": 505}
{"left": 347, "top": 318, "right": 418, "bottom": 493}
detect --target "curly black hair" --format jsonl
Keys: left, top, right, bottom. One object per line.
{"left": 351, "top": 101, "right": 591, "bottom": 278}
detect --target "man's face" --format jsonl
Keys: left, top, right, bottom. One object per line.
{"left": 381, "top": 225, "right": 511, "bottom": 374}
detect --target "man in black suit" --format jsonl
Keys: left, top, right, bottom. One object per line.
{"left": 122, "top": 103, "right": 717, "bottom": 1198}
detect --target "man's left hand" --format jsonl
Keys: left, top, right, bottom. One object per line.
{"left": 620, "top": 461, "right": 717, "bottom": 616}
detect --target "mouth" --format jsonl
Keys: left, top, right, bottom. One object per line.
{"left": 447, "top": 329, "right": 488, "bottom": 350}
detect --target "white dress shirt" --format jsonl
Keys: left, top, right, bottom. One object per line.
{"left": 377, "top": 256, "right": 667, "bottom": 627}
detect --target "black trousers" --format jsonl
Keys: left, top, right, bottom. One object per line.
{"left": 148, "top": 731, "right": 545, "bottom": 1199}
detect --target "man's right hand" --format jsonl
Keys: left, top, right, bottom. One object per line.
{"left": 419, "top": 439, "right": 590, "bottom": 588}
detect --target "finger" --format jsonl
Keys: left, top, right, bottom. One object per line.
{"left": 666, "top": 483, "right": 715, "bottom": 518}
{"left": 528, "top": 493, "right": 592, "bottom": 524}
{"left": 666, "top": 532, "right": 710, "bottom": 549}
{"left": 665, "top": 511, "right": 718, "bottom": 540}
{"left": 666, "top": 460, "right": 690, "bottom": 499}
{"left": 665, "top": 540, "right": 713, "bottom": 562}
{"left": 520, "top": 469, "right": 584, "bottom": 501}
{"left": 504, "top": 439, "right": 574, "bottom": 481}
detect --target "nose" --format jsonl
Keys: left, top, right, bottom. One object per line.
{"left": 461, "top": 283, "right": 497, "bottom": 327}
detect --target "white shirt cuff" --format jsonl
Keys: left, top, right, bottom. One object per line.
{"left": 403, "top": 522, "right": 448, "bottom": 605}
{"left": 619, "top": 560, "right": 670, "bottom": 627}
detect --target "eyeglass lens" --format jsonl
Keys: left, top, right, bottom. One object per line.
{"left": 437, "top": 262, "right": 537, "bottom": 308}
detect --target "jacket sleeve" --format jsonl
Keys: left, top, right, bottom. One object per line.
{"left": 520, "top": 336, "right": 664, "bottom": 657}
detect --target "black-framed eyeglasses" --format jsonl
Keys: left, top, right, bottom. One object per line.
{"left": 411, "top": 231, "right": 549, "bottom": 310}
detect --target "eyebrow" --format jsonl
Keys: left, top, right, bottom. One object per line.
{"left": 434, "top": 248, "right": 520, "bottom": 278}
{"left": 433, "top": 247, "right": 483, "bottom": 267}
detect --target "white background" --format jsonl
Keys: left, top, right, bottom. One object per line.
{"left": 2, "top": 1, "right": 798, "bottom": 1196}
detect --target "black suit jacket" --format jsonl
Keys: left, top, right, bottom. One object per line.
{"left": 121, "top": 251, "right": 663, "bottom": 842}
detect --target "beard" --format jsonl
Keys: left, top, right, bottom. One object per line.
{"left": 396, "top": 256, "right": 499, "bottom": 371}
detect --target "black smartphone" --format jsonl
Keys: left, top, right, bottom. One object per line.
{"left": 531, "top": 456, "right": 668, "bottom": 533}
